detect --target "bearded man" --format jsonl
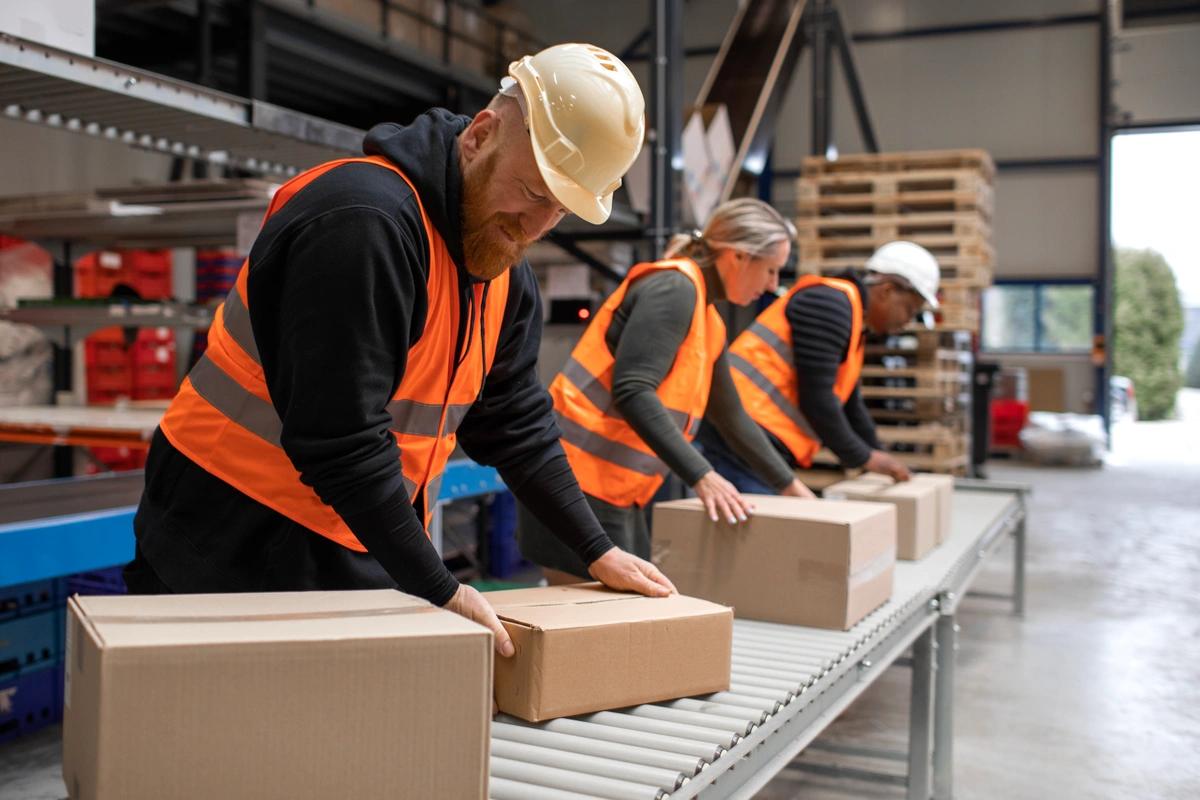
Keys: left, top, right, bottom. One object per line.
{"left": 124, "top": 44, "right": 674, "bottom": 655}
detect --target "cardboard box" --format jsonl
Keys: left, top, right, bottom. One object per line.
{"left": 682, "top": 112, "right": 722, "bottom": 225}
{"left": 652, "top": 496, "right": 896, "bottom": 630}
{"left": 63, "top": 590, "right": 492, "bottom": 800}
{"left": 484, "top": 583, "right": 731, "bottom": 722}
{"left": 853, "top": 473, "right": 955, "bottom": 544}
{"left": 824, "top": 478, "right": 939, "bottom": 560}
{"left": 699, "top": 103, "right": 736, "bottom": 192}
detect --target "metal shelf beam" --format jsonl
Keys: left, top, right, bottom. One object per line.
{"left": 0, "top": 33, "right": 362, "bottom": 176}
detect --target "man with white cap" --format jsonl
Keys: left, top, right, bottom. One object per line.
{"left": 125, "top": 43, "right": 674, "bottom": 658}
{"left": 698, "top": 241, "right": 941, "bottom": 487}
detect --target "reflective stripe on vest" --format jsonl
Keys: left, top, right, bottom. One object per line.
{"left": 159, "top": 155, "right": 509, "bottom": 550}
{"left": 729, "top": 275, "right": 865, "bottom": 468}
{"left": 549, "top": 258, "right": 726, "bottom": 507}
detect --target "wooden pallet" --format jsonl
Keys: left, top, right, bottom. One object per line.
{"left": 800, "top": 149, "right": 996, "bottom": 181}
{"left": 866, "top": 330, "right": 974, "bottom": 358}
{"left": 795, "top": 211, "right": 991, "bottom": 243}
{"left": 799, "top": 234, "right": 995, "bottom": 267}
{"left": 796, "top": 169, "right": 994, "bottom": 219}
{"left": 934, "top": 304, "right": 980, "bottom": 332}
{"left": 866, "top": 348, "right": 973, "bottom": 374}
{"left": 860, "top": 365, "right": 969, "bottom": 387}
{"left": 805, "top": 254, "right": 993, "bottom": 287}
{"left": 876, "top": 424, "right": 971, "bottom": 474}
{"left": 810, "top": 445, "right": 969, "bottom": 475}
{"left": 864, "top": 389, "right": 970, "bottom": 417}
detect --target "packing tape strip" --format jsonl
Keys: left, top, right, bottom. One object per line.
{"left": 847, "top": 546, "right": 897, "bottom": 590}
{"left": 83, "top": 604, "right": 438, "bottom": 625}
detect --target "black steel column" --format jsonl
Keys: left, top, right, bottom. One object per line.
{"left": 649, "top": 0, "right": 683, "bottom": 256}
{"left": 245, "top": 0, "right": 268, "bottom": 101}
{"left": 832, "top": 6, "right": 879, "bottom": 153}
{"left": 810, "top": 0, "right": 833, "bottom": 157}
{"left": 196, "top": 0, "right": 214, "bottom": 87}
{"left": 53, "top": 242, "right": 74, "bottom": 478}
{"left": 1096, "top": 1, "right": 1114, "bottom": 432}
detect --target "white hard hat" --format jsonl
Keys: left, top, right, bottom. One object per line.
{"left": 865, "top": 241, "right": 941, "bottom": 309}
{"left": 506, "top": 43, "right": 645, "bottom": 225}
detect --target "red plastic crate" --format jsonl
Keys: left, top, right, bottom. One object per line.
{"left": 85, "top": 364, "right": 133, "bottom": 404}
{"left": 74, "top": 250, "right": 172, "bottom": 299}
{"left": 991, "top": 399, "right": 1030, "bottom": 449}
{"left": 131, "top": 328, "right": 178, "bottom": 400}
{"left": 84, "top": 327, "right": 131, "bottom": 368}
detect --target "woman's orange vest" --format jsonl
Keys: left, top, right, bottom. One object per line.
{"left": 549, "top": 258, "right": 727, "bottom": 508}
{"left": 728, "top": 275, "right": 864, "bottom": 467}
{"left": 160, "top": 156, "right": 509, "bottom": 551}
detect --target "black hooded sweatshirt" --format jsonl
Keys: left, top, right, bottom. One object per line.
{"left": 131, "top": 110, "right": 614, "bottom": 604}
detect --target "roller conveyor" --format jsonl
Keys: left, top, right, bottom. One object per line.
{"left": 487, "top": 485, "right": 1028, "bottom": 800}
{"left": 0, "top": 471, "right": 1025, "bottom": 799}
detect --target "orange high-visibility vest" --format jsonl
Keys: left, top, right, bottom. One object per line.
{"left": 160, "top": 156, "right": 509, "bottom": 551}
{"left": 728, "top": 275, "right": 865, "bottom": 467}
{"left": 550, "top": 258, "right": 727, "bottom": 507}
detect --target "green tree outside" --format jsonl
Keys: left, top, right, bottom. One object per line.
{"left": 1113, "top": 248, "right": 1184, "bottom": 420}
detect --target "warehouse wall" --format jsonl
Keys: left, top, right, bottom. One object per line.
{"left": 1113, "top": 21, "right": 1200, "bottom": 125}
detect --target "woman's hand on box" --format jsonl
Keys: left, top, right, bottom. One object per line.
{"left": 693, "top": 469, "right": 755, "bottom": 525}
{"left": 588, "top": 547, "right": 677, "bottom": 597}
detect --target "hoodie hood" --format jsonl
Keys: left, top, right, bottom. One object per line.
{"left": 363, "top": 110, "right": 472, "bottom": 275}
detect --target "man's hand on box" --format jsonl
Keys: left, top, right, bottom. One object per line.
{"left": 444, "top": 584, "right": 515, "bottom": 658}
{"left": 865, "top": 449, "right": 912, "bottom": 482}
{"left": 588, "top": 547, "right": 676, "bottom": 597}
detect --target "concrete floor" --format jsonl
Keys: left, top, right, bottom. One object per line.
{"left": 2, "top": 398, "right": 1198, "bottom": 799}
{"left": 762, "top": 394, "right": 1200, "bottom": 799}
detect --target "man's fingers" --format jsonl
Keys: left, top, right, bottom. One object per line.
{"left": 478, "top": 603, "right": 515, "bottom": 657}
{"left": 491, "top": 620, "right": 515, "bottom": 657}
{"left": 703, "top": 495, "right": 718, "bottom": 522}
{"left": 642, "top": 562, "right": 677, "bottom": 595}
{"left": 629, "top": 570, "right": 671, "bottom": 597}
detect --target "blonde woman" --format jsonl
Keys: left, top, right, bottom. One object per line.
{"left": 519, "top": 198, "right": 814, "bottom": 584}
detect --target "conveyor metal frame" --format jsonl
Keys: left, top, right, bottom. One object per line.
{"left": 487, "top": 483, "right": 1029, "bottom": 800}
{"left": 0, "top": 474, "right": 1027, "bottom": 799}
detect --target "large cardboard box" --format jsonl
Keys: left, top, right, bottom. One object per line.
{"left": 825, "top": 478, "right": 939, "bottom": 559}
{"left": 850, "top": 473, "right": 955, "bottom": 544}
{"left": 652, "top": 496, "right": 896, "bottom": 630}
{"left": 485, "top": 584, "right": 732, "bottom": 722}
{"left": 920, "top": 474, "right": 955, "bottom": 544}
{"left": 63, "top": 590, "right": 492, "bottom": 800}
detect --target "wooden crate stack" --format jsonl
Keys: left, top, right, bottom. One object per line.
{"left": 796, "top": 149, "right": 994, "bottom": 475}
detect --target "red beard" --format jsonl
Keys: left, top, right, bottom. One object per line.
{"left": 461, "top": 150, "right": 529, "bottom": 281}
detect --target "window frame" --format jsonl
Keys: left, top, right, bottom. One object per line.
{"left": 981, "top": 278, "right": 1096, "bottom": 355}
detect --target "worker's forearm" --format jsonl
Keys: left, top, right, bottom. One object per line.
{"left": 507, "top": 448, "right": 616, "bottom": 566}
{"left": 615, "top": 390, "right": 712, "bottom": 486}
{"left": 338, "top": 484, "right": 459, "bottom": 606}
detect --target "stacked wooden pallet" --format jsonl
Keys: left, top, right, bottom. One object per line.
{"left": 795, "top": 148, "right": 995, "bottom": 333}
{"left": 807, "top": 329, "right": 973, "bottom": 475}
{"left": 795, "top": 150, "right": 992, "bottom": 476}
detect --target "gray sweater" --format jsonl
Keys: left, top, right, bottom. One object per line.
{"left": 604, "top": 266, "right": 795, "bottom": 491}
